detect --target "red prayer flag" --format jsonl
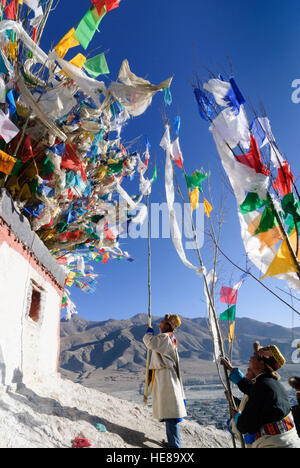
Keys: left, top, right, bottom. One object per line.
{"left": 236, "top": 136, "right": 269, "bottom": 176}
{"left": 92, "top": 0, "right": 120, "bottom": 15}
{"left": 32, "top": 27, "right": 38, "bottom": 43}
{"left": 5, "top": 0, "right": 17, "bottom": 19}
{"left": 91, "top": 0, "right": 105, "bottom": 15}
{"left": 220, "top": 286, "right": 238, "bottom": 305}
{"left": 61, "top": 143, "right": 87, "bottom": 183}
{"left": 105, "top": 0, "right": 120, "bottom": 12}
{"left": 273, "top": 161, "right": 294, "bottom": 197}
{"left": 174, "top": 158, "right": 183, "bottom": 169}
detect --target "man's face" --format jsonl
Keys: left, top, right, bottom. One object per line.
{"left": 159, "top": 318, "right": 170, "bottom": 333}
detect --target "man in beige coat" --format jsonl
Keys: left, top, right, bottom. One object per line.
{"left": 143, "top": 314, "right": 186, "bottom": 448}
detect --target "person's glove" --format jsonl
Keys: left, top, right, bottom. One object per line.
{"left": 146, "top": 327, "right": 154, "bottom": 334}
{"left": 184, "top": 399, "right": 187, "bottom": 408}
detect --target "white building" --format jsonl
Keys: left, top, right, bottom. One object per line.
{"left": 0, "top": 189, "right": 66, "bottom": 387}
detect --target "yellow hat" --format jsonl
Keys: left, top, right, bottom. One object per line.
{"left": 165, "top": 314, "right": 181, "bottom": 330}
{"left": 269, "top": 345, "right": 286, "bottom": 369}
{"left": 255, "top": 342, "right": 286, "bottom": 370}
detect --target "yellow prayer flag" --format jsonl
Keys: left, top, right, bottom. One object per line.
{"left": 0, "top": 150, "right": 16, "bottom": 175}
{"left": 19, "top": 183, "right": 32, "bottom": 201}
{"left": 54, "top": 28, "right": 80, "bottom": 59}
{"left": 69, "top": 53, "right": 86, "bottom": 69}
{"left": 98, "top": 165, "right": 107, "bottom": 181}
{"left": 229, "top": 322, "right": 235, "bottom": 343}
{"left": 66, "top": 271, "right": 76, "bottom": 287}
{"left": 189, "top": 187, "right": 199, "bottom": 211}
{"left": 204, "top": 198, "right": 213, "bottom": 217}
{"left": 260, "top": 228, "right": 300, "bottom": 279}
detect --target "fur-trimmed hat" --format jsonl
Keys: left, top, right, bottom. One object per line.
{"left": 165, "top": 314, "right": 181, "bottom": 330}
{"left": 254, "top": 341, "right": 286, "bottom": 370}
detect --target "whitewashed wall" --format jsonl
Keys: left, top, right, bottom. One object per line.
{"left": 0, "top": 241, "right": 62, "bottom": 386}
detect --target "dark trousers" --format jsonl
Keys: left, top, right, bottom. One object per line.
{"left": 165, "top": 419, "right": 182, "bottom": 448}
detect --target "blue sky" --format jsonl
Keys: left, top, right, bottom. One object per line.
{"left": 42, "top": 0, "right": 300, "bottom": 328}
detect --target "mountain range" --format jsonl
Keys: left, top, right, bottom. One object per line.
{"left": 59, "top": 314, "right": 300, "bottom": 394}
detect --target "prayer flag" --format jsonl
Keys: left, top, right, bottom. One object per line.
{"left": 194, "top": 87, "right": 215, "bottom": 121}
{"left": 0, "top": 109, "right": 19, "bottom": 142}
{"left": 75, "top": 6, "right": 106, "bottom": 50}
{"left": 219, "top": 305, "right": 236, "bottom": 321}
{"left": 239, "top": 192, "right": 268, "bottom": 215}
{"left": 83, "top": 52, "right": 109, "bottom": 78}
{"left": 164, "top": 87, "right": 172, "bottom": 106}
{"left": 174, "top": 116, "right": 181, "bottom": 135}
{"left": 170, "top": 137, "right": 183, "bottom": 169}
{"left": 185, "top": 170, "right": 207, "bottom": 191}
{"left": 152, "top": 164, "right": 157, "bottom": 182}
{"left": 236, "top": 136, "right": 269, "bottom": 176}
{"left": 254, "top": 204, "right": 278, "bottom": 235}
{"left": 273, "top": 161, "right": 294, "bottom": 197}
{"left": 0, "top": 150, "right": 16, "bottom": 175}
{"left": 92, "top": 0, "right": 120, "bottom": 14}
{"left": 204, "top": 198, "right": 213, "bottom": 217}
{"left": 261, "top": 228, "right": 300, "bottom": 279}
{"left": 5, "top": 0, "right": 17, "bottom": 19}
{"left": 220, "top": 286, "right": 238, "bottom": 305}
{"left": 229, "top": 322, "right": 235, "bottom": 343}
{"left": 189, "top": 186, "right": 199, "bottom": 211}
{"left": 54, "top": 28, "right": 80, "bottom": 59}
{"left": 69, "top": 53, "right": 86, "bottom": 69}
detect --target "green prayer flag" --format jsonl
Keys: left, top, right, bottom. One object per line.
{"left": 239, "top": 192, "right": 267, "bottom": 215}
{"left": 185, "top": 170, "right": 207, "bottom": 191}
{"left": 219, "top": 305, "right": 236, "bottom": 321}
{"left": 255, "top": 204, "right": 278, "bottom": 235}
{"left": 75, "top": 7, "right": 106, "bottom": 50}
{"left": 152, "top": 164, "right": 157, "bottom": 182}
{"left": 281, "top": 193, "right": 300, "bottom": 224}
{"left": 83, "top": 52, "right": 110, "bottom": 78}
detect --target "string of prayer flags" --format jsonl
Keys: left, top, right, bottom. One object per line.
{"left": 219, "top": 305, "right": 236, "bottom": 321}
{"left": 54, "top": 28, "right": 80, "bottom": 59}
{"left": 0, "top": 150, "right": 16, "bottom": 175}
{"left": 83, "top": 52, "right": 109, "bottom": 78}
{"left": 75, "top": 6, "right": 106, "bottom": 50}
